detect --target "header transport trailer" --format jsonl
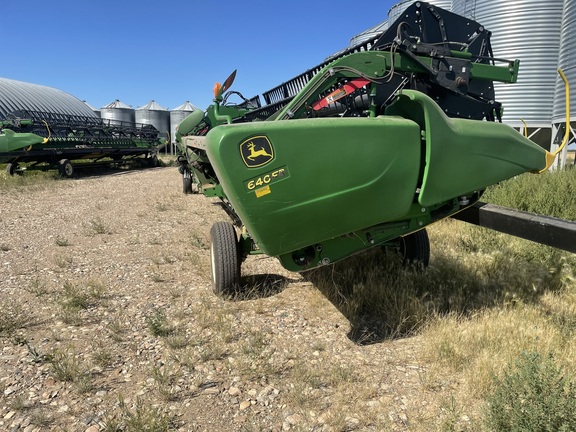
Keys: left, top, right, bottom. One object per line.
{"left": 0, "top": 110, "right": 161, "bottom": 177}
{"left": 175, "top": 1, "right": 574, "bottom": 295}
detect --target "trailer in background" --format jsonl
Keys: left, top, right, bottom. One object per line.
{"left": 1, "top": 110, "right": 161, "bottom": 177}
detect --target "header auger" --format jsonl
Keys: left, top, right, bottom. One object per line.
{"left": 175, "top": 1, "right": 570, "bottom": 296}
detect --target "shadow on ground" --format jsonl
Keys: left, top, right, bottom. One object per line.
{"left": 305, "top": 247, "right": 566, "bottom": 345}
{"left": 230, "top": 273, "right": 300, "bottom": 301}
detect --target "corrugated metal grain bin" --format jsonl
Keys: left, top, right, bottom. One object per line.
{"left": 388, "top": 0, "right": 452, "bottom": 23}
{"left": 100, "top": 99, "right": 135, "bottom": 126}
{"left": 453, "top": 0, "right": 563, "bottom": 128}
{"left": 170, "top": 101, "right": 199, "bottom": 143}
{"left": 136, "top": 100, "right": 170, "bottom": 140}
{"left": 552, "top": 0, "right": 576, "bottom": 124}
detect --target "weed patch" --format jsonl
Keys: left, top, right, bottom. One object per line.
{"left": 103, "top": 397, "right": 174, "bottom": 432}
{"left": 86, "top": 217, "right": 110, "bottom": 235}
{"left": 483, "top": 169, "right": 576, "bottom": 221}
{"left": 49, "top": 348, "right": 93, "bottom": 392}
{"left": 0, "top": 300, "right": 34, "bottom": 335}
{"left": 55, "top": 235, "right": 70, "bottom": 246}
{"left": 0, "top": 169, "right": 60, "bottom": 192}
{"left": 146, "top": 308, "right": 175, "bottom": 337}
{"left": 486, "top": 350, "right": 576, "bottom": 431}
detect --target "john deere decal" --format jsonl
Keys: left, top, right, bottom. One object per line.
{"left": 240, "top": 136, "right": 274, "bottom": 168}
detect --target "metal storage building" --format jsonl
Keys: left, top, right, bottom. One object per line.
{"left": 0, "top": 77, "right": 98, "bottom": 120}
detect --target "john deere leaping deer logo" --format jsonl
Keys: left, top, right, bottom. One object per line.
{"left": 240, "top": 136, "right": 274, "bottom": 168}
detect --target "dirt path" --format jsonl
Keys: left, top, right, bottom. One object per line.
{"left": 0, "top": 167, "right": 458, "bottom": 431}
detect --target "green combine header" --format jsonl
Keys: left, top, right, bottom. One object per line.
{"left": 175, "top": 1, "right": 571, "bottom": 295}
{"left": 0, "top": 110, "right": 160, "bottom": 177}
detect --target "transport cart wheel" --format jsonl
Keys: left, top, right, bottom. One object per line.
{"left": 386, "top": 229, "right": 430, "bottom": 267}
{"left": 58, "top": 159, "right": 74, "bottom": 178}
{"left": 183, "top": 171, "right": 193, "bottom": 194}
{"left": 6, "top": 163, "right": 20, "bottom": 176}
{"left": 210, "top": 221, "right": 241, "bottom": 295}
{"left": 148, "top": 155, "right": 159, "bottom": 167}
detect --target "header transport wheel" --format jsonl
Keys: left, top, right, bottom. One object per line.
{"left": 386, "top": 229, "right": 430, "bottom": 268}
{"left": 210, "top": 221, "right": 241, "bottom": 296}
{"left": 6, "top": 163, "right": 20, "bottom": 176}
{"left": 58, "top": 159, "right": 74, "bottom": 178}
{"left": 148, "top": 154, "right": 159, "bottom": 167}
{"left": 182, "top": 170, "right": 193, "bottom": 194}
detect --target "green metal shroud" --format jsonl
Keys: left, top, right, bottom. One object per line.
{"left": 207, "top": 116, "right": 421, "bottom": 254}
{"left": 205, "top": 90, "right": 547, "bottom": 271}
{"left": 0, "top": 129, "right": 45, "bottom": 154}
{"left": 386, "top": 90, "right": 547, "bottom": 207}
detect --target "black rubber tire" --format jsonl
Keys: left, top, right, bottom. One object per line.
{"left": 148, "top": 154, "right": 159, "bottom": 167}
{"left": 6, "top": 163, "right": 19, "bottom": 176}
{"left": 210, "top": 222, "right": 241, "bottom": 295}
{"left": 389, "top": 229, "right": 430, "bottom": 267}
{"left": 58, "top": 159, "right": 74, "bottom": 178}
{"left": 183, "top": 173, "right": 192, "bottom": 194}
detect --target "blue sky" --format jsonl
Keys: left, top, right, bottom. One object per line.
{"left": 1, "top": 0, "right": 397, "bottom": 111}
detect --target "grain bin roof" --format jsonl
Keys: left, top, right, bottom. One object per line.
{"left": 173, "top": 101, "right": 199, "bottom": 111}
{"left": 102, "top": 99, "right": 132, "bottom": 109}
{"left": 0, "top": 77, "right": 98, "bottom": 119}
{"left": 136, "top": 100, "right": 168, "bottom": 111}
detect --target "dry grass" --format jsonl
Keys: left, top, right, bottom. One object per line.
{"left": 419, "top": 290, "right": 576, "bottom": 430}
{"left": 300, "top": 212, "right": 574, "bottom": 430}
{"left": 409, "top": 171, "right": 576, "bottom": 430}
{"left": 0, "top": 300, "right": 35, "bottom": 335}
{"left": 0, "top": 168, "right": 61, "bottom": 193}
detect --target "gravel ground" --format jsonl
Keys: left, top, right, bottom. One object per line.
{"left": 0, "top": 167, "right": 460, "bottom": 432}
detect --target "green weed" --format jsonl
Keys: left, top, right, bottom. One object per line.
{"left": 106, "top": 316, "right": 126, "bottom": 342}
{"left": 486, "top": 350, "right": 576, "bottom": 431}
{"left": 155, "top": 201, "right": 169, "bottom": 212}
{"left": 25, "top": 275, "right": 50, "bottom": 297}
{"left": 55, "top": 235, "right": 70, "bottom": 246}
{"left": 0, "top": 300, "right": 34, "bottom": 335}
{"left": 87, "top": 217, "right": 110, "bottom": 235}
{"left": 106, "top": 396, "right": 173, "bottom": 432}
{"left": 49, "top": 348, "right": 92, "bottom": 392}
{"left": 146, "top": 308, "right": 175, "bottom": 337}
{"left": 29, "top": 408, "right": 54, "bottom": 428}
{"left": 151, "top": 362, "right": 182, "bottom": 401}
{"left": 483, "top": 169, "right": 576, "bottom": 221}
{"left": 190, "top": 231, "right": 207, "bottom": 249}
{"left": 60, "top": 281, "right": 91, "bottom": 310}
